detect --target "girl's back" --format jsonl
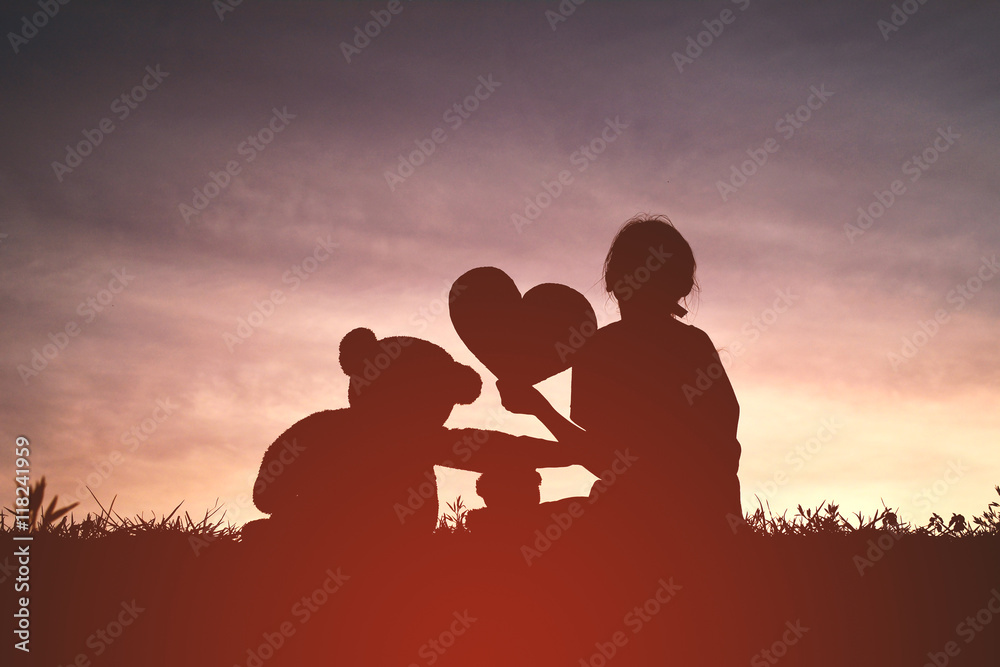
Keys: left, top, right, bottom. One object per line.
{"left": 571, "top": 315, "right": 741, "bottom": 538}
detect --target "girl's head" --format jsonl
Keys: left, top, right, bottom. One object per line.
{"left": 603, "top": 214, "right": 698, "bottom": 318}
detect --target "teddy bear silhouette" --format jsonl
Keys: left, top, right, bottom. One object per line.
{"left": 245, "top": 327, "right": 579, "bottom": 553}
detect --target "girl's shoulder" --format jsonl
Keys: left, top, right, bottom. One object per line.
{"left": 588, "top": 319, "right": 626, "bottom": 345}
{"left": 585, "top": 318, "right": 721, "bottom": 368}
{"left": 667, "top": 321, "right": 722, "bottom": 362}
{"left": 594, "top": 317, "right": 715, "bottom": 345}
{"left": 573, "top": 320, "right": 621, "bottom": 365}
{"left": 674, "top": 320, "right": 717, "bottom": 346}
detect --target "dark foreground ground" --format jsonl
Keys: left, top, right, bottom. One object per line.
{"left": 3, "top": 505, "right": 999, "bottom": 667}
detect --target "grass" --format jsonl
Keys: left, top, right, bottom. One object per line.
{"left": 742, "top": 487, "right": 1000, "bottom": 537}
{"left": 3, "top": 476, "right": 239, "bottom": 542}
{"left": 4, "top": 478, "right": 998, "bottom": 665}
{"left": 437, "top": 495, "right": 470, "bottom": 533}
{"left": 4, "top": 478, "right": 998, "bottom": 540}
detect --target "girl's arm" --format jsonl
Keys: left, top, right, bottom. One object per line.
{"left": 495, "top": 380, "right": 605, "bottom": 473}
{"left": 496, "top": 380, "right": 584, "bottom": 443}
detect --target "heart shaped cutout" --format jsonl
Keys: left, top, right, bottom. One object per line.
{"left": 449, "top": 267, "right": 597, "bottom": 385}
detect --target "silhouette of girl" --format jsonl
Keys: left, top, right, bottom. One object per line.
{"left": 499, "top": 215, "right": 742, "bottom": 543}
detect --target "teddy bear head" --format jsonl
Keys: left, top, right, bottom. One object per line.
{"left": 339, "top": 327, "right": 481, "bottom": 428}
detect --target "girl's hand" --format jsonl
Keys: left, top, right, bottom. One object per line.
{"left": 496, "top": 380, "right": 548, "bottom": 416}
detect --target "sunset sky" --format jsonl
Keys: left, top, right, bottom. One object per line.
{"left": 2, "top": 0, "right": 998, "bottom": 531}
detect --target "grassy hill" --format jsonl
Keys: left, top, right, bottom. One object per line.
{"left": 3, "top": 481, "right": 999, "bottom": 666}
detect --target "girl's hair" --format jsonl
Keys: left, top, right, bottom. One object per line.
{"left": 603, "top": 214, "right": 699, "bottom": 315}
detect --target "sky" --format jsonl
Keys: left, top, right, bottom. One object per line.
{"left": 2, "top": 0, "right": 998, "bottom": 531}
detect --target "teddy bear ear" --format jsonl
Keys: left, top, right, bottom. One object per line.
{"left": 453, "top": 363, "right": 482, "bottom": 405}
{"left": 339, "top": 328, "right": 379, "bottom": 377}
